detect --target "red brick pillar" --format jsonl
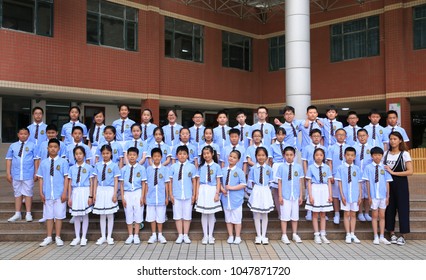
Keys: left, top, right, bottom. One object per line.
{"left": 386, "top": 97, "right": 411, "bottom": 148}
{"left": 141, "top": 98, "right": 160, "bottom": 126}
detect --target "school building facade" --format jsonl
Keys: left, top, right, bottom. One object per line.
{"left": 1, "top": 0, "right": 426, "bottom": 165}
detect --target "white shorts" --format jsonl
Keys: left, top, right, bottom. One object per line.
{"left": 280, "top": 199, "right": 300, "bottom": 221}
{"left": 332, "top": 180, "right": 340, "bottom": 199}
{"left": 123, "top": 191, "right": 144, "bottom": 224}
{"left": 173, "top": 199, "right": 192, "bottom": 220}
{"left": 44, "top": 199, "right": 67, "bottom": 220}
{"left": 12, "top": 179, "right": 34, "bottom": 197}
{"left": 145, "top": 205, "right": 167, "bottom": 223}
{"left": 371, "top": 198, "right": 387, "bottom": 210}
{"left": 340, "top": 201, "right": 359, "bottom": 212}
{"left": 224, "top": 206, "right": 242, "bottom": 224}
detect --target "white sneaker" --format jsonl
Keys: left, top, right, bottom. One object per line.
{"left": 281, "top": 234, "right": 290, "bottom": 244}
{"left": 96, "top": 237, "right": 106, "bottom": 245}
{"left": 233, "top": 237, "right": 242, "bottom": 245}
{"left": 314, "top": 235, "right": 322, "bottom": 244}
{"left": 227, "top": 236, "right": 234, "bottom": 244}
{"left": 345, "top": 234, "right": 352, "bottom": 244}
{"left": 255, "top": 236, "right": 262, "bottom": 244}
{"left": 70, "top": 238, "right": 80, "bottom": 246}
{"left": 125, "top": 235, "right": 134, "bottom": 245}
{"left": 25, "top": 213, "right": 33, "bottom": 222}
{"left": 133, "top": 235, "right": 141, "bottom": 244}
{"left": 390, "top": 234, "right": 398, "bottom": 244}
{"left": 39, "top": 236, "right": 52, "bottom": 247}
{"left": 261, "top": 237, "right": 269, "bottom": 245}
{"left": 364, "top": 213, "right": 372, "bottom": 221}
{"left": 80, "top": 238, "right": 88, "bottom": 246}
{"left": 201, "top": 236, "right": 208, "bottom": 245}
{"left": 292, "top": 234, "right": 302, "bottom": 243}
{"left": 69, "top": 216, "right": 75, "bottom": 224}
{"left": 8, "top": 213, "right": 21, "bottom": 222}
{"left": 373, "top": 237, "right": 380, "bottom": 245}
{"left": 352, "top": 235, "right": 361, "bottom": 244}
{"left": 358, "top": 213, "right": 366, "bottom": 222}
{"left": 305, "top": 211, "right": 312, "bottom": 221}
{"left": 107, "top": 237, "right": 114, "bottom": 245}
{"left": 147, "top": 234, "right": 157, "bottom": 244}
{"left": 55, "top": 236, "right": 64, "bottom": 246}
{"left": 320, "top": 235, "right": 330, "bottom": 244}
{"left": 183, "top": 235, "right": 191, "bottom": 244}
{"left": 380, "top": 237, "right": 391, "bottom": 245}
{"left": 208, "top": 236, "right": 215, "bottom": 244}
{"left": 158, "top": 235, "right": 167, "bottom": 244}
{"left": 333, "top": 215, "right": 340, "bottom": 225}
{"left": 38, "top": 217, "right": 47, "bottom": 223}
{"left": 176, "top": 234, "right": 184, "bottom": 244}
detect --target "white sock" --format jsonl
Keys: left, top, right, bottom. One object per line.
{"left": 201, "top": 214, "right": 208, "bottom": 237}
{"left": 261, "top": 213, "right": 268, "bottom": 238}
{"left": 208, "top": 214, "right": 215, "bottom": 237}
{"left": 253, "top": 212, "right": 261, "bottom": 237}
{"left": 107, "top": 214, "right": 114, "bottom": 239}
{"left": 335, "top": 212, "right": 340, "bottom": 217}
{"left": 74, "top": 216, "right": 82, "bottom": 239}
{"left": 15, "top": 211, "right": 20, "bottom": 215}
{"left": 350, "top": 232, "right": 355, "bottom": 237}
{"left": 82, "top": 215, "right": 89, "bottom": 240}
{"left": 26, "top": 212, "right": 31, "bottom": 215}
{"left": 380, "top": 234, "right": 384, "bottom": 239}
{"left": 320, "top": 230, "right": 326, "bottom": 236}
{"left": 100, "top": 215, "right": 106, "bottom": 238}
{"left": 152, "top": 232, "right": 157, "bottom": 237}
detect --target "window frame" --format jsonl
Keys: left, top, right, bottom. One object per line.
{"left": 222, "top": 31, "right": 252, "bottom": 71}
{"left": 268, "top": 35, "right": 285, "bottom": 71}
{"left": 413, "top": 4, "right": 426, "bottom": 50}
{"left": 0, "top": 0, "right": 54, "bottom": 37}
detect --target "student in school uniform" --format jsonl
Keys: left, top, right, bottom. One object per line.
{"left": 362, "top": 147, "right": 393, "bottom": 245}
{"left": 234, "top": 110, "right": 251, "bottom": 149}
{"left": 162, "top": 109, "right": 183, "bottom": 152}
{"left": 364, "top": 109, "right": 389, "bottom": 150}
{"left": 144, "top": 148, "right": 170, "bottom": 244}
{"left": 27, "top": 107, "right": 47, "bottom": 146}
{"left": 87, "top": 110, "right": 106, "bottom": 165}
{"left": 124, "top": 123, "right": 147, "bottom": 166}
{"left": 343, "top": 111, "right": 361, "bottom": 147}
{"left": 326, "top": 128, "right": 350, "bottom": 225}
{"left": 220, "top": 150, "right": 247, "bottom": 245}
{"left": 335, "top": 147, "right": 363, "bottom": 244}
{"left": 213, "top": 110, "right": 231, "bottom": 151}
{"left": 277, "top": 106, "right": 303, "bottom": 152}
{"left": 37, "top": 139, "right": 69, "bottom": 247}
{"left": 277, "top": 146, "right": 304, "bottom": 245}
{"left": 112, "top": 104, "right": 136, "bottom": 150}
{"left": 120, "top": 147, "right": 146, "bottom": 245}
{"left": 386, "top": 110, "right": 410, "bottom": 144}
{"left": 95, "top": 126, "right": 124, "bottom": 168}
{"left": 141, "top": 109, "right": 157, "bottom": 147}
{"left": 354, "top": 129, "right": 373, "bottom": 222}
{"left": 171, "top": 128, "right": 198, "bottom": 168}
{"left": 65, "top": 126, "right": 92, "bottom": 166}
{"left": 93, "top": 145, "right": 120, "bottom": 245}
{"left": 168, "top": 145, "right": 198, "bottom": 244}
{"left": 61, "top": 106, "right": 88, "bottom": 146}
{"left": 146, "top": 127, "right": 172, "bottom": 166}
{"left": 320, "top": 105, "right": 343, "bottom": 148}
{"left": 189, "top": 111, "right": 205, "bottom": 152}
{"left": 198, "top": 127, "right": 221, "bottom": 163}
{"left": 249, "top": 106, "right": 275, "bottom": 148}
{"left": 67, "top": 146, "right": 94, "bottom": 246}
{"left": 220, "top": 128, "right": 246, "bottom": 171}
{"left": 6, "top": 127, "right": 37, "bottom": 222}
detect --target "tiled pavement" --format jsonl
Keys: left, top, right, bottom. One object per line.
{"left": 1, "top": 239, "right": 426, "bottom": 260}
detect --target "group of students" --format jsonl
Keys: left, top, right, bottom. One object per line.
{"left": 5, "top": 104, "right": 413, "bottom": 247}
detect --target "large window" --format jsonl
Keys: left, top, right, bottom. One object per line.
{"left": 87, "top": 0, "right": 138, "bottom": 51}
{"left": 330, "top": 16, "right": 379, "bottom": 62}
{"left": 222, "top": 31, "right": 252, "bottom": 71}
{"left": 414, "top": 5, "right": 426, "bottom": 50}
{"left": 269, "top": 35, "right": 285, "bottom": 71}
{"left": 165, "top": 17, "right": 203, "bottom": 62}
{"left": 2, "top": 97, "right": 31, "bottom": 143}
{"left": 0, "top": 0, "right": 53, "bottom": 36}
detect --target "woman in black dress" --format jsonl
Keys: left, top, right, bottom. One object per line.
{"left": 383, "top": 131, "right": 413, "bottom": 245}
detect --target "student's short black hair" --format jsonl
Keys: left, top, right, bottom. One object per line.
{"left": 335, "top": 128, "right": 346, "bottom": 134}
{"left": 32, "top": 106, "right": 44, "bottom": 114}
{"left": 257, "top": 106, "right": 268, "bottom": 113}
{"left": 216, "top": 110, "right": 228, "bottom": 118}
{"left": 46, "top": 124, "right": 58, "bottom": 132}
{"left": 309, "top": 128, "right": 322, "bottom": 136}
{"left": 230, "top": 149, "right": 241, "bottom": 159}
{"left": 193, "top": 111, "right": 203, "bottom": 118}
{"left": 176, "top": 145, "right": 189, "bottom": 155}
{"left": 357, "top": 128, "right": 368, "bottom": 135}
{"left": 151, "top": 147, "right": 162, "bottom": 157}
{"left": 283, "top": 146, "right": 295, "bottom": 154}
{"left": 344, "top": 147, "right": 356, "bottom": 155}
{"left": 72, "top": 126, "right": 84, "bottom": 134}
{"left": 73, "top": 146, "right": 86, "bottom": 157}
{"left": 127, "top": 147, "right": 139, "bottom": 155}
{"left": 386, "top": 110, "right": 398, "bottom": 118}
{"left": 255, "top": 146, "right": 268, "bottom": 158}
{"left": 369, "top": 109, "right": 381, "bottom": 117}
{"left": 326, "top": 105, "right": 338, "bottom": 113}
{"left": 118, "top": 104, "right": 130, "bottom": 111}
{"left": 347, "top": 110, "right": 358, "bottom": 118}
{"left": 48, "top": 138, "right": 60, "bottom": 146}
{"left": 276, "top": 127, "right": 286, "bottom": 135}
{"left": 235, "top": 110, "right": 246, "bottom": 117}
{"left": 18, "top": 127, "right": 30, "bottom": 133}
{"left": 228, "top": 128, "right": 240, "bottom": 136}
{"left": 283, "top": 106, "right": 295, "bottom": 114}
{"left": 370, "top": 146, "right": 384, "bottom": 155}
{"left": 306, "top": 105, "right": 318, "bottom": 112}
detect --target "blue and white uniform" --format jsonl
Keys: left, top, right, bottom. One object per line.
{"left": 233, "top": 124, "right": 251, "bottom": 149}
{"left": 120, "top": 163, "right": 146, "bottom": 224}
{"left": 69, "top": 163, "right": 94, "bottom": 216}
{"left": 247, "top": 163, "right": 274, "bottom": 213}
{"left": 92, "top": 161, "right": 120, "bottom": 215}
{"left": 221, "top": 166, "right": 246, "bottom": 224}
{"left": 163, "top": 123, "right": 183, "bottom": 151}
{"left": 304, "top": 163, "right": 333, "bottom": 212}
{"left": 61, "top": 121, "right": 88, "bottom": 146}
{"left": 27, "top": 122, "right": 47, "bottom": 145}
{"left": 276, "top": 162, "right": 304, "bottom": 221}
{"left": 145, "top": 164, "right": 169, "bottom": 223}
{"left": 249, "top": 122, "right": 276, "bottom": 148}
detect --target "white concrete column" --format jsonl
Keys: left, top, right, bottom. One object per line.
{"left": 285, "top": 0, "right": 311, "bottom": 119}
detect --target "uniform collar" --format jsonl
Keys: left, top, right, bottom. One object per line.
{"left": 205, "top": 161, "right": 214, "bottom": 166}
{"left": 128, "top": 163, "right": 139, "bottom": 168}
{"left": 227, "top": 165, "right": 237, "bottom": 171}
{"left": 102, "top": 160, "right": 112, "bottom": 166}
{"left": 286, "top": 162, "right": 293, "bottom": 166}
{"left": 152, "top": 163, "right": 162, "bottom": 169}
{"left": 49, "top": 155, "right": 60, "bottom": 161}
{"left": 344, "top": 162, "right": 354, "bottom": 167}
{"left": 372, "top": 162, "right": 382, "bottom": 167}
{"left": 314, "top": 162, "right": 324, "bottom": 168}
{"left": 76, "top": 162, "right": 86, "bottom": 168}
{"left": 120, "top": 117, "right": 129, "bottom": 122}
{"left": 71, "top": 120, "right": 80, "bottom": 124}
{"left": 256, "top": 163, "right": 267, "bottom": 168}
{"left": 33, "top": 121, "right": 44, "bottom": 126}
